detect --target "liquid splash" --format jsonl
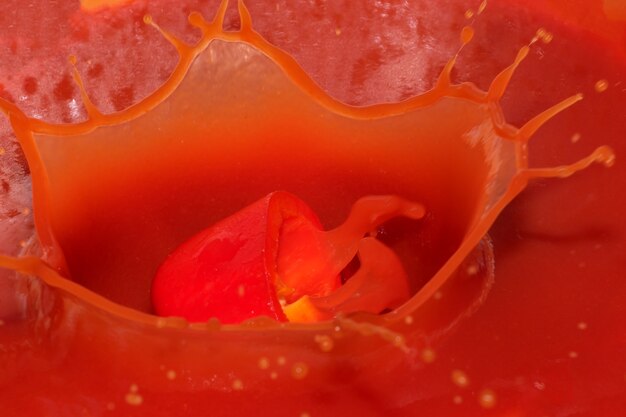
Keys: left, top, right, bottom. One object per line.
{"left": 0, "top": 0, "right": 612, "bottom": 324}
{"left": 0, "top": 0, "right": 617, "bottom": 415}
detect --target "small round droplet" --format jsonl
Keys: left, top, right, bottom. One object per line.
{"left": 277, "top": 356, "right": 287, "bottom": 366}
{"left": 577, "top": 321, "right": 588, "bottom": 330}
{"left": 258, "top": 357, "right": 270, "bottom": 370}
{"left": 166, "top": 370, "right": 176, "bottom": 380}
{"left": 404, "top": 315, "right": 414, "bottom": 325}
{"left": 453, "top": 395, "right": 463, "bottom": 405}
{"left": 421, "top": 348, "right": 436, "bottom": 363}
{"left": 232, "top": 379, "right": 244, "bottom": 391}
{"left": 595, "top": 79, "right": 609, "bottom": 93}
{"left": 291, "top": 362, "right": 309, "bottom": 380}
{"left": 452, "top": 369, "right": 470, "bottom": 387}
{"left": 571, "top": 132, "right": 581, "bottom": 143}
{"left": 569, "top": 351, "right": 579, "bottom": 359}
{"left": 270, "top": 371, "right": 278, "bottom": 380}
{"left": 314, "top": 335, "right": 334, "bottom": 352}
{"left": 478, "top": 389, "right": 497, "bottom": 409}
{"left": 143, "top": 14, "right": 153, "bottom": 25}
{"left": 125, "top": 384, "right": 143, "bottom": 406}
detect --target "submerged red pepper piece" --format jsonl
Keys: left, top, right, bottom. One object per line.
{"left": 151, "top": 192, "right": 319, "bottom": 323}
{"left": 152, "top": 192, "right": 424, "bottom": 324}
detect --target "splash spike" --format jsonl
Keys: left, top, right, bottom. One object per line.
{"left": 518, "top": 93, "right": 584, "bottom": 142}
{"left": 238, "top": 0, "right": 253, "bottom": 31}
{"left": 68, "top": 55, "right": 103, "bottom": 120}
{"left": 487, "top": 45, "right": 529, "bottom": 101}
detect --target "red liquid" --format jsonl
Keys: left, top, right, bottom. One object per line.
{"left": 0, "top": 0, "right": 624, "bottom": 416}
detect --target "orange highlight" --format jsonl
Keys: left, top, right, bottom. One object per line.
{"left": 80, "top": 0, "right": 134, "bottom": 12}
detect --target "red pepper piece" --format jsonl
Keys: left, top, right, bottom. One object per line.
{"left": 152, "top": 192, "right": 424, "bottom": 324}
{"left": 151, "top": 192, "right": 325, "bottom": 323}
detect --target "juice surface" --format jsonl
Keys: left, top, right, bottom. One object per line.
{"left": 0, "top": 0, "right": 625, "bottom": 416}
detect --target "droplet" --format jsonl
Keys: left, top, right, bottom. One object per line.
{"left": 571, "top": 132, "right": 581, "bottom": 143}
{"left": 335, "top": 28, "right": 341, "bottom": 36}
{"left": 277, "top": 356, "right": 287, "bottom": 366}
{"left": 477, "top": 0, "right": 487, "bottom": 14}
{"left": 452, "top": 369, "right": 470, "bottom": 387}
{"left": 478, "top": 389, "right": 497, "bottom": 409}
{"left": 166, "top": 370, "right": 176, "bottom": 380}
{"left": 291, "top": 362, "right": 309, "bottom": 380}
{"left": 461, "top": 26, "right": 474, "bottom": 45}
{"left": 535, "top": 28, "right": 553, "bottom": 44}
{"left": 258, "top": 357, "right": 270, "bottom": 370}
{"left": 464, "top": 9, "right": 474, "bottom": 19}
{"left": 542, "top": 31, "right": 553, "bottom": 44}
{"left": 232, "top": 379, "right": 244, "bottom": 391}
{"left": 403, "top": 315, "right": 414, "bottom": 325}
{"left": 314, "top": 335, "right": 334, "bottom": 352}
{"left": 125, "top": 384, "right": 143, "bottom": 406}
{"left": 237, "top": 284, "right": 245, "bottom": 298}
{"left": 453, "top": 395, "right": 463, "bottom": 404}
{"left": 569, "top": 351, "right": 579, "bottom": 359}
{"left": 270, "top": 371, "right": 278, "bottom": 380}
{"left": 421, "top": 348, "right": 436, "bottom": 363}
{"left": 466, "top": 264, "right": 478, "bottom": 275}
{"left": 577, "top": 321, "right": 588, "bottom": 330}
{"left": 595, "top": 79, "right": 609, "bottom": 93}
